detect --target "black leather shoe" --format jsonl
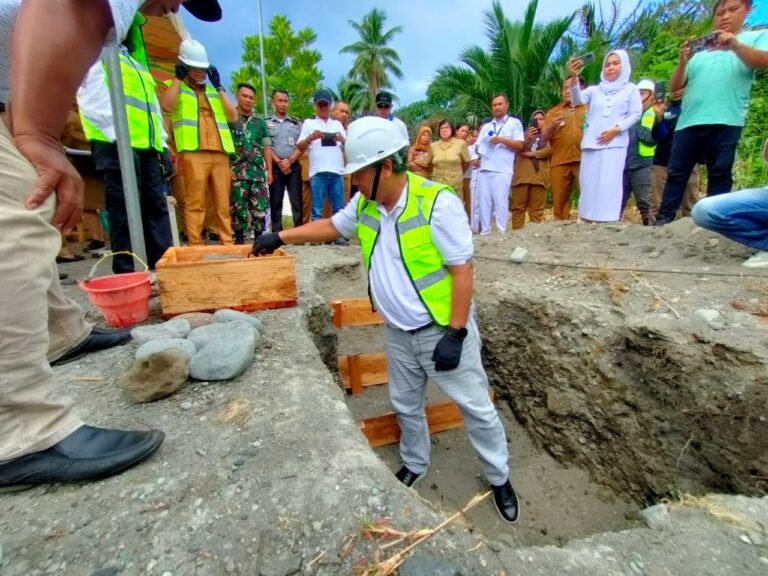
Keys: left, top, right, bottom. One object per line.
{"left": 395, "top": 465, "right": 424, "bottom": 488}
{"left": 0, "top": 425, "right": 164, "bottom": 491}
{"left": 51, "top": 327, "right": 132, "bottom": 366}
{"left": 492, "top": 480, "right": 520, "bottom": 524}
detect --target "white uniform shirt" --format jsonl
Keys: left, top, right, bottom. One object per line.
{"left": 391, "top": 115, "right": 409, "bottom": 142}
{"left": 476, "top": 115, "right": 524, "bottom": 175}
{"left": 298, "top": 116, "right": 346, "bottom": 177}
{"left": 77, "top": 57, "right": 169, "bottom": 145}
{"left": 0, "top": 0, "right": 141, "bottom": 103}
{"left": 331, "top": 183, "right": 473, "bottom": 331}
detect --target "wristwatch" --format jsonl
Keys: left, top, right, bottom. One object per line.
{"left": 445, "top": 326, "right": 468, "bottom": 340}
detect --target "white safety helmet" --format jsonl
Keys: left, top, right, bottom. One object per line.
{"left": 179, "top": 39, "right": 210, "bottom": 69}
{"left": 637, "top": 79, "right": 655, "bottom": 93}
{"left": 343, "top": 117, "right": 409, "bottom": 175}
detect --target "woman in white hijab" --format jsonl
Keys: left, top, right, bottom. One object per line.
{"left": 568, "top": 50, "right": 642, "bottom": 222}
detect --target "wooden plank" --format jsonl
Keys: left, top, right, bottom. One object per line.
{"left": 347, "top": 354, "right": 363, "bottom": 396}
{"left": 358, "top": 391, "right": 496, "bottom": 448}
{"left": 156, "top": 246, "right": 297, "bottom": 315}
{"left": 338, "top": 352, "right": 388, "bottom": 391}
{"left": 330, "top": 297, "right": 383, "bottom": 328}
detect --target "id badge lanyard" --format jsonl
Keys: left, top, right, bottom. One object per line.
{"left": 488, "top": 116, "right": 509, "bottom": 137}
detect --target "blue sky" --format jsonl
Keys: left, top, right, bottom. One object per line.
{"left": 183, "top": 0, "right": 590, "bottom": 106}
{"left": 183, "top": 0, "right": 768, "bottom": 108}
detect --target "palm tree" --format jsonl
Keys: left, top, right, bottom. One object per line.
{"left": 429, "top": 0, "right": 575, "bottom": 122}
{"left": 340, "top": 8, "right": 404, "bottom": 112}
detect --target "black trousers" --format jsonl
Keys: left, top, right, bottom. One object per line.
{"left": 92, "top": 141, "right": 172, "bottom": 274}
{"left": 656, "top": 124, "right": 742, "bottom": 224}
{"left": 268, "top": 162, "right": 302, "bottom": 232}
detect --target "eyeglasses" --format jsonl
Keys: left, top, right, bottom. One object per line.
{"left": 376, "top": 103, "right": 391, "bottom": 109}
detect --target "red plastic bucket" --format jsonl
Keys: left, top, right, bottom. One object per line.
{"left": 78, "top": 252, "right": 152, "bottom": 328}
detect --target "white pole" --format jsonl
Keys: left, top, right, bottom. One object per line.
{"left": 257, "top": 0, "right": 269, "bottom": 117}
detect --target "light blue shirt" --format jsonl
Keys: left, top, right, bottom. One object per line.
{"left": 678, "top": 29, "right": 768, "bottom": 131}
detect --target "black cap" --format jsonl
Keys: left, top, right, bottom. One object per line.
{"left": 183, "top": 0, "right": 223, "bottom": 22}
{"left": 313, "top": 89, "right": 333, "bottom": 104}
{"left": 375, "top": 91, "right": 393, "bottom": 106}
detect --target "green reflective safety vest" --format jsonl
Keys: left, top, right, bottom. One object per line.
{"left": 80, "top": 50, "right": 165, "bottom": 152}
{"left": 638, "top": 108, "right": 657, "bottom": 158}
{"left": 356, "top": 172, "right": 456, "bottom": 327}
{"left": 167, "top": 81, "right": 234, "bottom": 154}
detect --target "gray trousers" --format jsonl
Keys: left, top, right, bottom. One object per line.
{"left": 622, "top": 165, "right": 653, "bottom": 223}
{"left": 385, "top": 315, "right": 510, "bottom": 486}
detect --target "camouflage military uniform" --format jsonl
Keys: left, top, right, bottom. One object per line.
{"left": 230, "top": 114, "right": 272, "bottom": 237}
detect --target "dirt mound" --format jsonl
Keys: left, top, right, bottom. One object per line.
{"left": 473, "top": 219, "right": 768, "bottom": 501}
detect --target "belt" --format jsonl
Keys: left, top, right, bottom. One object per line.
{"left": 405, "top": 322, "right": 435, "bottom": 334}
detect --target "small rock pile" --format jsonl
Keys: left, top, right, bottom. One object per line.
{"left": 119, "top": 309, "right": 262, "bottom": 403}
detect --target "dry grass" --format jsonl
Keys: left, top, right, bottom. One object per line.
{"left": 585, "top": 266, "right": 630, "bottom": 305}
{"left": 670, "top": 494, "right": 767, "bottom": 537}
{"left": 217, "top": 398, "right": 257, "bottom": 427}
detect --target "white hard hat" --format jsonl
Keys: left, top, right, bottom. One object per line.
{"left": 179, "top": 39, "right": 210, "bottom": 69}
{"left": 343, "top": 117, "right": 409, "bottom": 175}
{"left": 637, "top": 79, "right": 655, "bottom": 93}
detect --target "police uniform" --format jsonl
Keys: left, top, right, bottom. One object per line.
{"left": 266, "top": 114, "right": 302, "bottom": 231}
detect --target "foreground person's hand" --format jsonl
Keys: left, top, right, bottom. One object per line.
{"left": 252, "top": 232, "right": 284, "bottom": 256}
{"left": 432, "top": 333, "right": 464, "bottom": 372}
{"left": 17, "top": 133, "right": 83, "bottom": 232}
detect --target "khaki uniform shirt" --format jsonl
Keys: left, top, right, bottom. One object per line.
{"left": 543, "top": 102, "right": 587, "bottom": 167}
{"left": 430, "top": 138, "right": 469, "bottom": 193}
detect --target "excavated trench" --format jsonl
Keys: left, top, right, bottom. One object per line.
{"left": 306, "top": 261, "right": 640, "bottom": 547}
{"left": 303, "top": 231, "right": 768, "bottom": 546}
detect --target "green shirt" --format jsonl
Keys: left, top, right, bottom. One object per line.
{"left": 678, "top": 29, "right": 768, "bottom": 131}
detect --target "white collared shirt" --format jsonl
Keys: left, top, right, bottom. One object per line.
{"left": 476, "top": 115, "right": 524, "bottom": 175}
{"left": 298, "top": 116, "right": 346, "bottom": 177}
{"left": 331, "top": 181, "right": 473, "bottom": 330}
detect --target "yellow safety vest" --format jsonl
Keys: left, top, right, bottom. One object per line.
{"left": 80, "top": 51, "right": 164, "bottom": 152}
{"left": 167, "top": 81, "right": 234, "bottom": 154}
{"left": 356, "top": 172, "right": 456, "bottom": 327}
{"left": 638, "top": 108, "right": 657, "bottom": 158}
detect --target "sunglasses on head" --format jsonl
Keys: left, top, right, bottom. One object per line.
{"left": 377, "top": 103, "right": 391, "bottom": 109}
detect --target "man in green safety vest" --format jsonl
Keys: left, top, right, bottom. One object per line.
{"left": 77, "top": 14, "right": 172, "bottom": 273}
{"left": 620, "top": 79, "right": 664, "bottom": 225}
{"left": 252, "top": 117, "right": 520, "bottom": 525}
{"left": 159, "top": 38, "right": 237, "bottom": 245}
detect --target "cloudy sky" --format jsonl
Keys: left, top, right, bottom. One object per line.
{"left": 183, "top": 0, "right": 592, "bottom": 106}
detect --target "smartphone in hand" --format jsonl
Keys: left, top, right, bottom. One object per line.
{"left": 687, "top": 32, "right": 719, "bottom": 55}
{"left": 320, "top": 132, "right": 337, "bottom": 147}
{"left": 654, "top": 80, "right": 667, "bottom": 102}
{"left": 574, "top": 52, "right": 595, "bottom": 67}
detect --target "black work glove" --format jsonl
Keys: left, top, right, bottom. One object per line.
{"left": 252, "top": 232, "right": 284, "bottom": 256}
{"left": 207, "top": 66, "right": 222, "bottom": 89}
{"left": 174, "top": 63, "right": 188, "bottom": 80}
{"left": 431, "top": 333, "right": 464, "bottom": 372}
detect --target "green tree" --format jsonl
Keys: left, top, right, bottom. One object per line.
{"left": 340, "top": 8, "right": 404, "bottom": 112}
{"left": 231, "top": 15, "right": 323, "bottom": 119}
{"left": 428, "top": 0, "right": 575, "bottom": 122}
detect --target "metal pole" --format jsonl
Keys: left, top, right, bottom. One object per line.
{"left": 105, "top": 51, "right": 148, "bottom": 265}
{"left": 257, "top": 0, "right": 269, "bottom": 116}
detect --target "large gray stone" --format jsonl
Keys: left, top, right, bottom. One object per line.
{"left": 212, "top": 309, "right": 263, "bottom": 332}
{"left": 189, "top": 322, "right": 256, "bottom": 381}
{"left": 135, "top": 338, "right": 196, "bottom": 362}
{"left": 188, "top": 321, "right": 259, "bottom": 350}
{"left": 130, "top": 319, "right": 191, "bottom": 345}
{"left": 119, "top": 349, "right": 188, "bottom": 403}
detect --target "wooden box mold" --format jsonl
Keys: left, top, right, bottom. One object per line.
{"left": 155, "top": 246, "right": 297, "bottom": 315}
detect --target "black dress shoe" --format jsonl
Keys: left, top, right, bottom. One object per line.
{"left": 51, "top": 327, "right": 132, "bottom": 366}
{"left": 395, "top": 465, "right": 424, "bottom": 488}
{"left": 0, "top": 425, "right": 164, "bottom": 491}
{"left": 492, "top": 480, "right": 520, "bottom": 524}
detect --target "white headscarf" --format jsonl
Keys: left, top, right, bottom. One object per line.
{"left": 599, "top": 49, "right": 631, "bottom": 95}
